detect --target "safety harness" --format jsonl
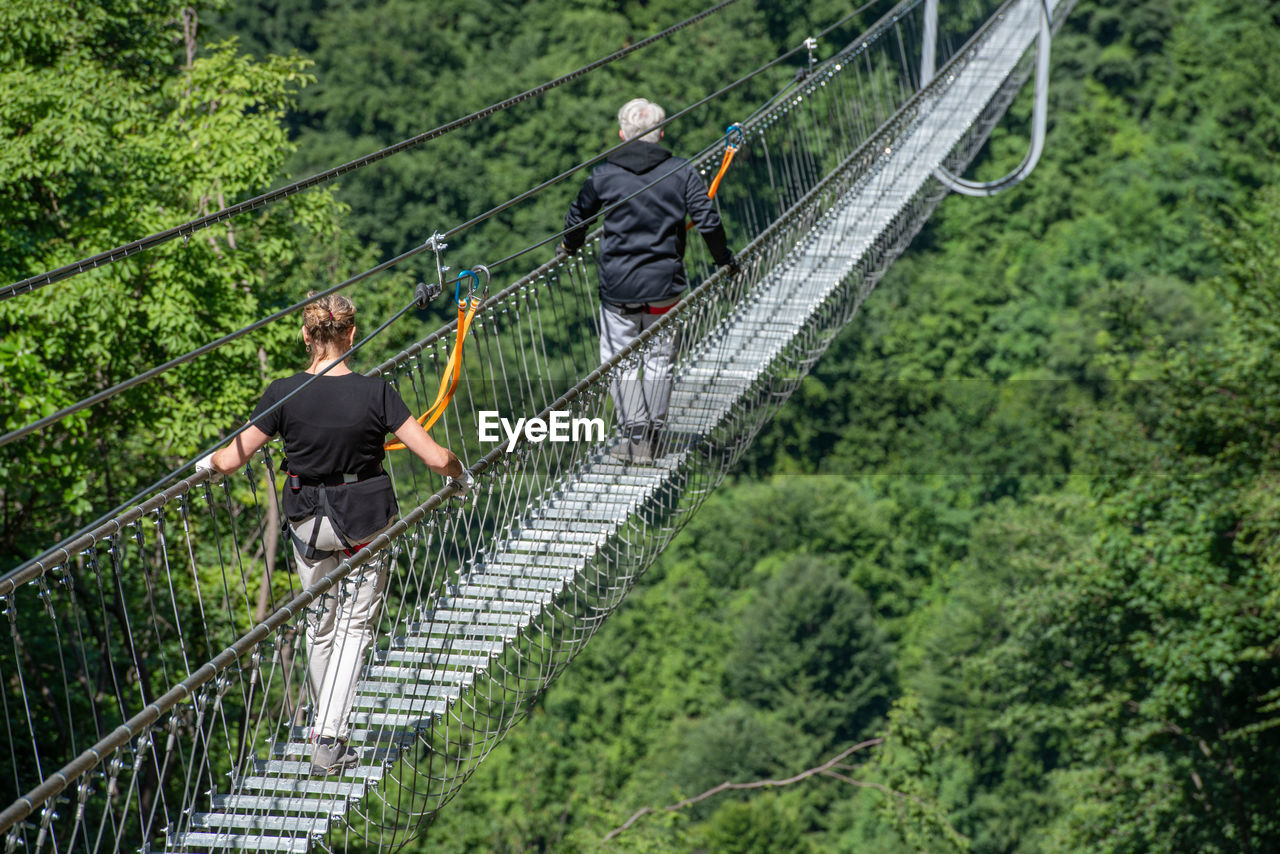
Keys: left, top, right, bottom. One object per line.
{"left": 285, "top": 464, "right": 385, "bottom": 560}
{"left": 604, "top": 296, "right": 680, "bottom": 316}
{"left": 287, "top": 269, "right": 489, "bottom": 560}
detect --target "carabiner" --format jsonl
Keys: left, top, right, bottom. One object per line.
{"left": 724, "top": 124, "right": 745, "bottom": 152}
{"left": 468, "top": 264, "right": 491, "bottom": 307}
{"left": 455, "top": 268, "right": 481, "bottom": 306}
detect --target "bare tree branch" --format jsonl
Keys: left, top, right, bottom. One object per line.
{"left": 603, "top": 737, "right": 885, "bottom": 843}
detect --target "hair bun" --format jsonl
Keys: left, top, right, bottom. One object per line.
{"left": 302, "top": 292, "right": 357, "bottom": 353}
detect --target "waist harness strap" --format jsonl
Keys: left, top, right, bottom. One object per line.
{"left": 289, "top": 465, "right": 384, "bottom": 489}
{"left": 289, "top": 485, "right": 360, "bottom": 562}
{"left": 605, "top": 298, "right": 679, "bottom": 316}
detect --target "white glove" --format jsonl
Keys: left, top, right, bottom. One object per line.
{"left": 449, "top": 470, "right": 475, "bottom": 496}
{"left": 195, "top": 452, "right": 223, "bottom": 484}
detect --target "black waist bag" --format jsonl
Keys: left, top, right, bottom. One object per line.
{"left": 284, "top": 474, "right": 398, "bottom": 558}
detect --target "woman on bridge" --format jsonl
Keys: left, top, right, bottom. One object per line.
{"left": 198, "top": 293, "right": 470, "bottom": 774}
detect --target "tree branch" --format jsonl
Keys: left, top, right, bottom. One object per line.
{"left": 603, "top": 737, "right": 884, "bottom": 843}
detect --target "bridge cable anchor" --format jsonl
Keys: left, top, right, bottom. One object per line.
{"left": 920, "top": 0, "right": 1052, "bottom": 195}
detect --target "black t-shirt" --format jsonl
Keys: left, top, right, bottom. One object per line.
{"left": 250, "top": 372, "right": 413, "bottom": 541}
{"left": 251, "top": 372, "right": 411, "bottom": 477}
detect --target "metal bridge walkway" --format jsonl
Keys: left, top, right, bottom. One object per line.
{"left": 167, "top": 0, "right": 1055, "bottom": 847}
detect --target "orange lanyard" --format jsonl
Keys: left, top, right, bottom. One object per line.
{"left": 385, "top": 269, "right": 487, "bottom": 449}
{"left": 688, "top": 124, "right": 744, "bottom": 231}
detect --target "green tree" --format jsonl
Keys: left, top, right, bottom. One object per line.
{"left": 0, "top": 1, "right": 347, "bottom": 562}
{"left": 697, "top": 794, "right": 813, "bottom": 854}
{"left": 724, "top": 556, "right": 895, "bottom": 749}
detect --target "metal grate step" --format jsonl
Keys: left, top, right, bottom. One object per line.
{"left": 498, "top": 537, "right": 599, "bottom": 555}
{"left": 189, "top": 812, "right": 331, "bottom": 833}
{"left": 482, "top": 551, "right": 582, "bottom": 569}
{"left": 460, "top": 573, "right": 570, "bottom": 593}
{"left": 284, "top": 725, "right": 416, "bottom": 747}
{"left": 472, "top": 563, "right": 578, "bottom": 581}
{"left": 234, "top": 777, "right": 368, "bottom": 798}
{"left": 168, "top": 831, "right": 314, "bottom": 852}
{"left": 346, "top": 710, "right": 441, "bottom": 729}
{"left": 456, "top": 583, "right": 556, "bottom": 602}
{"left": 354, "top": 679, "right": 468, "bottom": 699}
{"left": 512, "top": 521, "right": 616, "bottom": 539}
{"left": 272, "top": 741, "right": 403, "bottom": 761}
{"left": 435, "top": 595, "right": 540, "bottom": 613}
{"left": 251, "top": 759, "right": 385, "bottom": 780}
{"left": 209, "top": 793, "right": 350, "bottom": 815}
{"left": 351, "top": 694, "right": 456, "bottom": 714}
{"left": 421, "top": 609, "right": 531, "bottom": 628}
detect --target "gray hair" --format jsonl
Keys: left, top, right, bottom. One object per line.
{"left": 617, "top": 98, "right": 665, "bottom": 143}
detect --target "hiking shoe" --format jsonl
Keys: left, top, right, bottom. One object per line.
{"left": 311, "top": 738, "right": 359, "bottom": 775}
{"left": 608, "top": 427, "right": 654, "bottom": 465}
{"left": 607, "top": 435, "right": 654, "bottom": 464}
{"left": 607, "top": 436, "right": 634, "bottom": 463}
{"left": 647, "top": 427, "right": 687, "bottom": 459}
{"left": 627, "top": 435, "right": 654, "bottom": 464}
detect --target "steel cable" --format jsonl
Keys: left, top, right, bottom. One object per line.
{"left": 0, "top": 0, "right": 744, "bottom": 301}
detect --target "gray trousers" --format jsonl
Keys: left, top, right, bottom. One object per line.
{"left": 293, "top": 515, "right": 394, "bottom": 742}
{"left": 599, "top": 302, "right": 677, "bottom": 432}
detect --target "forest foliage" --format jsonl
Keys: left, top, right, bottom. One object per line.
{"left": 0, "top": 0, "right": 363, "bottom": 560}
{"left": 3, "top": 0, "right": 1279, "bottom": 851}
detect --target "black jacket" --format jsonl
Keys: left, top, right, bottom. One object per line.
{"left": 564, "top": 141, "right": 733, "bottom": 304}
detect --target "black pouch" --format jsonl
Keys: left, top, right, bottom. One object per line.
{"left": 324, "top": 474, "right": 398, "bottom": 543}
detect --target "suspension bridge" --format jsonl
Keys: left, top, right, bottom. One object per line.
{"left": 0, "top": 0, "right": 1069, "bottom": 849}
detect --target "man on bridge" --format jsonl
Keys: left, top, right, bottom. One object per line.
{"left": 562, "top": 97, "right": 737, "bottom": 464}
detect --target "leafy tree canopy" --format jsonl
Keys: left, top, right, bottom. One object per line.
{"left": 0, "top": 1, "right": 348, "bottom": 560}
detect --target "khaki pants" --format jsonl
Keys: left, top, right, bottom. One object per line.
{"left": 292, "top": 515, "right": 393, "bottom": 742}
{"left": 599, "top": 303, "right": 677, "bottom": 431}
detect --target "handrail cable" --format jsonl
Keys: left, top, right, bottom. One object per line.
{"left": 0, "top": 0, "right": 743, "bottom": 301}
